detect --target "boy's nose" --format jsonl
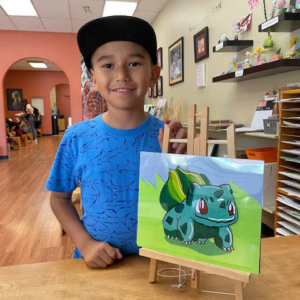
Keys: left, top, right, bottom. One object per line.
{"left": 115, "top": 65, "right": 130, "bottom": 82}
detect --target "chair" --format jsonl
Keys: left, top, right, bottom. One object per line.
{"left": 10, "top": 136, "right": 21, "bottom": 150}
{"left": 21, "top": 134, "right": 28, "bottom": 146}
{"left": 36, "top": 128, "right": 42, "bottom": 137}
{"left": 26, "top": 132, "right": 33, "bottom": 143}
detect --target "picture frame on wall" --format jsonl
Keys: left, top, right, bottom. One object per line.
{"left": 153, "top": 82, "right": 158, "bottom": 98}
{"left": 193, "top": 27, "right": 209, "bottom": 63}
{"left": 148, "top": 87, "right": 153, "bottom": 98}
{"left": 157, "top": 47, "right": 163, "bottom": 68}
{"left": 157, "top": 76, "right": 163, "bottom": 96}
{"left": 169, "top": 37, "right": 184, "bottom": 86}
{"left": 6, "top": 88, "right": 23, "bottom": 111}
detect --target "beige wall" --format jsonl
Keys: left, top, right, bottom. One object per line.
{"left": 148, "top": 0, "right": 300, "bottom": 126}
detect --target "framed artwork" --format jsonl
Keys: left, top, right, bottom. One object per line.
{"left": 153, "top": 82, "right": 158, "bottom": 98}
{"left": 6, "top": 89, "right": 23, "bottom": 111}
{"left": 193, "top": 27, "right": 209, "bottom": 63}
{"left": 157, "top": 76, "right": 163, "bottom": 96}
{"left": 169, "top": 37, "right": 184, "bottom": 86}
{"left": 157, "top": 47, "right": 163, "bottom": 68}
{"left": 138, "top": 153, "right": 264, "bottom": 274}
{"left": 148, "top": 87, "right": 152, "bottom": 98}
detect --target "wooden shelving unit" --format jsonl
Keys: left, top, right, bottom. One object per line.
{"left": 213, "top": 40, "right": 253, "bottom": 53}
{"left": 258, "top": 12, "right": 300, "bottom": 33}
{"left": 212, "top": 59, "right": 300, "bottom": 83}
{"left": 275, "top": 89, "right": 300, "bottom": 237}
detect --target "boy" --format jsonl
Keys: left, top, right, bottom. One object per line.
{"left": 45, "top": 16, "right": 186, "bottom": 269}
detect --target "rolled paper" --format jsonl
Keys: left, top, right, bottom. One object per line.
{"left": 68, "top": 117, "right": 72, "bottom": 126}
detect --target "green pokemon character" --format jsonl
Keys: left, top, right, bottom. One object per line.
{"left": 160, "top": 167, "right": 238, "bottom": 251}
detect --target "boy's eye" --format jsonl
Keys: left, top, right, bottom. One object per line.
{"left": 102, "top": 64, "right": 113, "bottom": 68}
{"left": 129, "top": 62, "right": 141, "bottom": 67}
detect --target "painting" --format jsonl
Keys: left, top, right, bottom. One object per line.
{"left": 157, "top": 76, "right": 163, "bottom": 96}
{"left": 6, "top": 89, "right": 23, "bottom": 111}
{"left": 153, "top": 82, "right": 158, "bottom": 98}
{"left": 169, "top": 37, "right": 184, "bottom": 86}
{"left": 193, "top": 27, "right": 209, "bottom": 63}
{"left": 157, "top": 47, "right": 163, "bottom": 69}
{"left": 138, "top": 153, "right": 264, "bottom": 274}
{"left": 290, "top": 0, "right": 300, "bottom": 9}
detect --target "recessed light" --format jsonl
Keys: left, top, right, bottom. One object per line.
{"left": 28, "top": 62, "right": 48, "bottom": 69}
{"left": 103, "top": 1, "right": 137, "bottom": 17}
{"left": 0, "top": 0, "right": 38, "bottom": 17}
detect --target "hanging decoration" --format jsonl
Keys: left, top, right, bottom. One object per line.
{"left": 247, "top": 0, "right": 259, "bottom": 12}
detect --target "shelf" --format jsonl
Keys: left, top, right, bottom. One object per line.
{"left": 212, "top": 59, "right": 300, "bottom": 83}
{"left": 213, "top": 40, "right": 253, "bottom": 52}
{"left": 259, "top": 12, "right": 300, "bottom": 32}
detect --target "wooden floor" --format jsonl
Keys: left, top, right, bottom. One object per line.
{"left": 0, "top": 134, "right": 76, "bottom": 267}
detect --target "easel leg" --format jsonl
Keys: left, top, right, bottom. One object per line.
{"left": 234, "top": 280, "right": 244, "bottom": 300}
{"left": 149, "top": 259, "right": 158, "bottom": 283}
{"left": 190, "top": 269, "right": 200, "bottom": 289}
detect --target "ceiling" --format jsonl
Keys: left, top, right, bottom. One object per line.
{"left": 3, "top": 0, "right": 169, "bottom": 71}
{"left": 0, "top": 0, "right": 169, "bottom": 33}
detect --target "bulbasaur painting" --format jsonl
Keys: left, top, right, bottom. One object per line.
{"left": 137, "top": 152, "right": 264, "bottom": 274}
{"left": 160, "top": 166, "right": 238, "bottom": 251}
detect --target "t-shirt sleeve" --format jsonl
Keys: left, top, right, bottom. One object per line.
{"left": 45, "top": 130, "right": 79, "bottom": 193}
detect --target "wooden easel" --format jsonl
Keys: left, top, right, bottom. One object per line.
{"left": 140, "top": 104, "right": 249, "bottom": 299}
{"left": 164, "top": 97, "right": 173, "bottom": 119}
{"left": 169, "top": 98, "right": 182, "bottom": 121}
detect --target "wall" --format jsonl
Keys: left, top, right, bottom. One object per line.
{"left": 56, "top": 84, "right": 71, "bottom": 129}
{"left": 4, "top": 70, "right": 69, "bottom": 135}
{"left": 0, "top": 30, "right": 82, "bottom": 158}
{"left": 150, "top": 0, "right": 300, "bottom": 124}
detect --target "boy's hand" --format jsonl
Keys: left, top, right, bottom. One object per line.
{"left": 81, "top": 239, "right": 123, "bottom": 269}
{"left": 158, "top": 118, "right": 187, "bottom": 154}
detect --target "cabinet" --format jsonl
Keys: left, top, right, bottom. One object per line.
{"left": 58, "top": 118, "right": 66, "bottom": 131}
{"left": 275, "top": 89, "right": 300, "bottom": 236}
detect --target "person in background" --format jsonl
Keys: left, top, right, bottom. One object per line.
{"left": 19, "top": 114, "right": 31, "bottom": 134}
{"left": 6, "top": 117, "right": 22, "bottom": 137}
{"left": 22, "top": 99, "right": 37, "bottom": 144}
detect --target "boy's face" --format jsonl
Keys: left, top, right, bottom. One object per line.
{"left": 91, "top": 41, "right": 160, "bottom": 112}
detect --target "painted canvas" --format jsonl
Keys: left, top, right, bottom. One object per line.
{"left": 137, "top": 152, "right": 264, "bottom": 274}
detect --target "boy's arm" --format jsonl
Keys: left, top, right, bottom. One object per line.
{"left": 50, "top": 191, "right": 122, "bottom": 268}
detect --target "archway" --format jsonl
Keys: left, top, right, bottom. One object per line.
{"left": 3, "top": 57, "right": 70, "bottom": 142}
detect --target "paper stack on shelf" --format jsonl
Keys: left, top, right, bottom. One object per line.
{"left": 275, "top": 89, "right": 300, "bottom": 237}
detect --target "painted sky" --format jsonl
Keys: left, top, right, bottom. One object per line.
{"left": 140, "top": 152, "right": 264, "bottom": 206}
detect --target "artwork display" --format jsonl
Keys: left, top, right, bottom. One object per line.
{"left": 169, "top": 37, "right": 184, "bottom": 86}
{"left": 6, "top": 89, "right": 23, "bottom": 111}
{"left": 157, "top": 76, "right": 163, "bottom": 96}
{"left": 193, "top": 27, "right": 209, "bottom": 63}
{"left": 157, "top": 47, "right": 163, "bottom": 69}
{"left": 80, "top": 56, "right": 107, "bottom": 120}
{"left": 138, "top": 153, "right": 264, "bottom": 274}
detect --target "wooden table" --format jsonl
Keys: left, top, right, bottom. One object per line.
{"left": 0, "top": 236, "right": 299, "bottom": 300}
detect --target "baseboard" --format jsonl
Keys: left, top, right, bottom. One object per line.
{"left": 0, "top": 156, "right": 9, "bottom": 160}
{"left": 42, "top": 134, "right": 52, "bottom": 136}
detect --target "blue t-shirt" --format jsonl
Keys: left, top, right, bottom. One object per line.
{"left": 45, "top": 113, "right": 164, "bottom": 257}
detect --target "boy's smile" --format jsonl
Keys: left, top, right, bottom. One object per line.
{"left": 91, "top": 41, "right": 160, "bottom": 115}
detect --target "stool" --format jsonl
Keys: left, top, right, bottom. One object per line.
{"left": 21, "top": 134, "right": 28, "bottom": 146}
{"left": 10, "top": 136, "right": 21, "bottom": 150}
{"left": 36, "top": 128, "right": 42, "bottom": 137}
{"left": 26, "top": 133, "right": 33, "bottom": 143}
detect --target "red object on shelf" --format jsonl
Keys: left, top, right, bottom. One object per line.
{"left": 245, "top": 147, "right": 278, "bottom": 163}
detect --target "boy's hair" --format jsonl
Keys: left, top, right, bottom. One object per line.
{"left": 77, "top": 15, "right": 157, "bottom": 71}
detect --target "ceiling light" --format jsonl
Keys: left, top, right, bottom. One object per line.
{"left": 28, "top": 62, "right": 48, "bottom": 69}
{"left": 0, "top": 0, "right": 38, "bottom": 17}
{"left": 103, "top": 1, "right": 137, "bottom": 17}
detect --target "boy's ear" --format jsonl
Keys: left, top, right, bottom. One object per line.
{"left": 89, "top": 70, "right": 99, "bottom": 91}
{"left": 149, "top": 65, "right": 161, "bottom": 88}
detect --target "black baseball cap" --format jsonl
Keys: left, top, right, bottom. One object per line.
{"left": 77, "top": 15, "right": 158, "bottom": 71}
